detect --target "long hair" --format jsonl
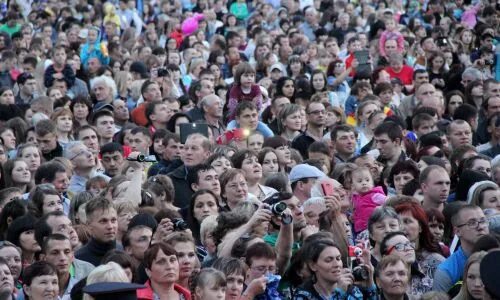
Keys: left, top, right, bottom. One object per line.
{"left": 454, "top": 251, "right": 487, "bottom": 300}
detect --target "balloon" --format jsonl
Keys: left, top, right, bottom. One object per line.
{"left": 181, "top": 13, "right": 204, "bottom": 36}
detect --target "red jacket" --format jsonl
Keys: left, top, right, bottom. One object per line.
{"left": 137, "top": 280, "right": 191, "bottom": 300}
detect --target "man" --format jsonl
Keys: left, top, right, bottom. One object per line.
{"left": 477, "top": 95, "right": 500, "bottom": 144}
{"left": 34, "top": 211, "right": 81, "bottom": 250}
{"left": 330, "top": 125, "right": 356, "bottom": 163}
{"left": 374, "top": 121, "right": 406, "bottom": 168}
{"left": 234, "top": 101, "right": 273, "bottom": 137}
{"left": 344, "top": 36, "right": 363, "bottom": 77}
{"left": 268, "top": 96, "right": 291, "bottom": 133}
{"left": 478, "top": 112, "right": 500, "bottom": 156}
{"left": 398, "top": 70, "right": 429, "bottom": 120}
{"left": 128, "top": 127, "right": 152, "bottom": 155}
{"left": 199, "top": 94, "right": 225, "bottom": 139}
{"left": 43, "top": 46, "right": 74, "bottom": 92}
{"left": 412, "top": 113, "right": 437, "bottom": 138}
{"left": 187, "top": 164, "right": 221, "bottom": 197}
{"left": 484, "top": 79, "right": 500, "bottom": 99}
{"left": 292, "top": 101, "right": 326, "bottom": 159}
{"left": 15, "top": 72, "right": 37, "bottom": 107}
{"left": 145, "top": 101, "right": 169, "bottom": 134}
{"left": 65, "top": 142, "right": 97, "bottom": 195}
{"left": 123, "top": 225, "right": 153, "bottom": 264}
{"left": 290, "top": 164, "right": 325, "bottom": 204}
{"left": 35, "top": 120, "right": 63, "bottom": 161}
{"left": 75, "top": 197, "right": 119, "bottom": 266}
{"left": 92, "top": 110, "right": 116, "bottom": 146}
{"left": 75, "top": 125, "right": 100, "bottom": 155}
{"left": 34, "top": 163, "right": 70, "bottom": 214}
{"left": 112, "top": 99, "right": 131, "bottom": 130}
{"left": 40, "top": 234, "right": 94, "bottom": 299}
{"left": 148, "top": 132, "right": 182, "bottom": 177}
{"left": 447, "top": 120, "right": 473, "bottom": 151}
{"left": 131, "top": 80, "right": 162, "bottom": 126}
{"left": 168, "top": 133, "right": 211, "bottom": 208}
{"left": 420, "top": 165, "right": 451, "bottom": 212}
{"left": 299, "top": 6, "right": 319, "bottom": 41}
{"left": 433, "top": 205, "right": 489, "bottom": 292}
{"left": 100, "top": 142, "right": 126, "bottom": 178}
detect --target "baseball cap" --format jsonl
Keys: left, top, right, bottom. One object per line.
{"left": 83, "top": 282, "right": 145, "bottom": 300}
{"left": 93, "top": 102, "right": 114, "bottom": 113}
{"left": 289, "top": 164, "right": 325, "bottom": 183}
{"left": 270, "top": 63, "right": 284, "bottom": 73}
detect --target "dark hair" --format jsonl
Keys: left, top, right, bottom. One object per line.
{"left": 22, "top": 261, "right": 57, "bottom": 287}
{"left": 34, "top": 211, "right": 65, "bottom": 247}
{"left": 388, "top": 160, "right": 420, "bottom": 189}
{"left": 0, "top": 199, "right": 26, "bottom": 239}
{"left": 6, "top": 214, "right": 37, "bottom": 247}
{"left": 143, "top": 242, "right": 177, "bottom": 270}
{"left": 230, "top": 150, "right": 256, "bottom": 169}
{"left": 212, "top": 257, "right": 247, "bottom": 277}
{"left": 187, "top": 189, "right": 219, "bottom": 243}
{"left": 166, "top": 112, "right": 192, "bottom": 133}
{"left": 41, "top": 233, "right": 69, "bottom": 254}
{"left": 186, "top": 164, "right": 216, "bottom": 187}
{"left": 453, "top": 103, "right": 478, "bottom": 122}
{"left": 34, "top": 162, "right": 66, "bottom": 185}
{"left": 27, "top": 185, "right": 60, "bottom": 218}
{"left": 244, "top": 242, "right": 277, "bottom": 267}
{"left": 374, "top": 121, "right": 403, "bottom": 142}
{"left": 100, "top": 142, "right": 124, "bottom": 156}
{"left": 301, "top": 238, "right": 340, "bottom": 272}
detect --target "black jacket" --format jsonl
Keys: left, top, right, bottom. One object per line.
{"left": 168, "top": 164, "right": 194, "bottom": 208}
{"left": 75, "top": 238, "right": 120, "bottom": 266}
{"left": 42, "top": 142, "right": 63, "bottom": 162}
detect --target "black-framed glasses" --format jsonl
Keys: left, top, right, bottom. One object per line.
{"left": 457, "top": 218, "right": 489, "bottom": 229}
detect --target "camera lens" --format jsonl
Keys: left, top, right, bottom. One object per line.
{"left": 270, "top": 202, "right": 287, "bottom": 216}
{"left": 173, "top": 218, "right": 188, "bottom": 231}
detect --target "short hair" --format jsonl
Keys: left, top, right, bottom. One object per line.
{"left": 41, "top": 233, "right": 70, "bottom": 254}
{"left": 231, "top": 150, "right": 256, "bottom": 169}
{"left": 199, "top": 215, "right": 218, "bottom": 246}
{"left": 22, "top": 261, "right": 57, "bottom": 287}
{"left": 212, "top": 257, "right": 247, "bottom": 277}
{"left": 85, "top": 197, "right": 115, "bottom": 222}
{"left": 375, "top": 255, "right": 408, "bottom": 279}
{"left": 330, "top": 124, "right": 356, "bottom": 141}
{"left": 163, "top": 231, "right": 195, "bottom": 248}
{"left": 453, "top": 103, "right": 478, "bottom": 122}
{"left": 308, "top": 141, "right": 329, "bottom": 156}
{"left": 451, "top": 204, "right": 482, "bottom": 227}
{"left": 162, "top": 131, "right": 180, "bottom": 146}
{"left": 244, "top": 242, "right": 277, "bottom": 267}
{"left": 219, "top": 169, "right": 246, "bottom": 202}
{"left": 90, "top": 75, "right": 117, "bottom": 98}
{"left": 374, "top": 82, "right": 393, "bottom": 96}
{"left": 122, "top": 225, "right": 152, "bottom": 249}
{"left": 75, "top": 124, "right": 98, "bottom": 140}
{"left": 0, "top": 187, "right": 21, "bottom": 207}
{"left": 388, "top": 160, "right": 420, "bottom": 188}
{"left": 185, "top": 133, "right": 211, "bottom": 152}
{"left": 235, "top": 101, "right": 258, "bottom": 117}
{"left": 91, "top": 109, "right": 114, "bottom": 125}
{"left": 129, "top": 126, "right": 151, "bottom": 140}
{"left": 374, "top": 121, "right": 403, "bottom": 142}
{"left": 233, "top": 62, "right": 255, "bottom": 86}
{"left": 28, "top": 184, "right": 60, "bottom": 218}
{"left": 145, "top": 101, "right": 162, "bottom": 123}
{"left": 379, "top": 231, "right": 408, "bottom": 256}
{"left": 412, "top": 113, "right": 435, "bottom": 130}
{"left": 34, "top": 162, "right": 66, "bottom": 184}
{"left": 419, "top": 165, "right": 446, "bottom": 184}
{"left": 367, "top": 206, "right": 401, "bottom": 235}
{"left": 186, "top": 164, "right": 216, "bottom": 186}
{"left": 86, "top": 261, "right": 129, "bottom": 284}
{"left": 143, "top": 242, "right": 177, "bottom": 269}
{"left": 34, "top": 119, "right": 56, "bottom": 136}
{"left": 63, "top": 141, "right": 85, "bottom": 160}
{"left": 100, "top": 142, "right": 124, "bottom": 156}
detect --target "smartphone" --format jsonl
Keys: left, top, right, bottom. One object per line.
{"left": 321, "top": 182, "right": 334, "bottom": 196}
{"left": 354, "top": 50, "right": 370, "bottom": 65}
{"left": 179, "top": 123, "right": 209, "bottom": 144}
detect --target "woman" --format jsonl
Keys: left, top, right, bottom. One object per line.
{"left": 0, "top": 87, "right": 15, "bottom": 105}
{"left": 444, "top": 90, "right": 465, "bottom": 120}
{"left": 356, "top": 101, "right": 381, "bottom": 149}
{"left": 167, "top": 113, "right": 192, "bottom": 135}
{"left": 394, "top": 202, "right": 445, "bottom": 284}
{"left": 275, "top": 76, "right": 295, "bottom": 101}
{"left": 163, "top": 232, "right": 198, "bottom": 290}
{"left": 28, "top": 185, "right": 63, "bottom": 218}
{"left": 0, "top": 241, "right": 22, "bottom": 290}
{"left": 310, "top": 70, "right": 339, "bottom": 107}
{"left": 258, "top": 147, "right": 280, "bottom": 182}
{"left": 16, "top": 143, "right": 41, "bottom": 181}
{"left": 262, "top": 136, "right": 292, "bottom": 172}
{"left": 70, "top": 96, "right": 92, "bottom": 129}
{"left": 427, "top": 51, "right": 447, "bottom": 90}
{"left": 278, "top": 104, "right": 302, "bottom": 142}
{"left": 425, "top": 208, "right": 449, "bottom": 257}
{"left": 0, "top": 127, "right": 16, "bottom": 155}
{"left": 212, "top": 257, "right": 247, "bottom": 300}
{"left": 138, "top": 242, "right": 190, "bottom": 299}
{"left": 367, "top": 206, "right": 402, "bottom": 263}
{"left": 22, "top": 261, "right": 58, "bottom": 300}
{"left": 6, "top": 214, "right": 40, "bottom": 266}
{"left": 375, "top": 255, "right": 411, "bottom": 300}
{"left": 287, "top": 55, "right": 307, "bottom": 80}
{"left": 293, "top": 238, "right": 377, "bottom": 299}
{"left": 453, "top": 251, "right": 487, "bottom": 300}
{"left": 219, "top": 169, "right": 250, "bottom": 211}
{"left": 387, "top": 160, "right": 420, "bottom": 196}
{"left": 207, "top": 153, "right": 233, "bottom": 176}
{"left": 468, "top": 180, "right": 500, "bottom": 211}
{"left": 465, "top": 80, "right": 484, "bottom": 110}
{"left": 231, "top": 150, "right": 277, "bottom": 201}
{"left": 380, "top": 231, "right": 433, "bottom": 296}
{"left": 187, "top": 189, "right": 220, "bottom": 244}
{"left": 3, "top": 159, "right": 31, "bottom": 194}
{"left": 50, "top": 107, "right": 74, "bottom": 148}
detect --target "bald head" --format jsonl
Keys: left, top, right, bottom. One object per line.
{"left": 416, "top": 83, "right": 436, "bottom": 102}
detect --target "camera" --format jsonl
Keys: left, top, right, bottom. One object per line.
{"left": 485, "top": 59, "right": 494, "bottom": 66}
{"left": 126, "top": 154, "right": 157, "bottom": 162}
{"left": 172, "top": 218, "right": 188, "bottom": 231}
{"left": 157, "top": 68, "right": 169, "bottom": 77}
{"left": 436, "top": 37, "right": 448, "bottom": 47}
{"left": 269, "top": 202, "right": 287, "bottom": 216}
{"left": 352, "top": 265, "right": 369, "bottom": 281}
{"left": 262, "top": 192, "right": 293, "bottom": 225}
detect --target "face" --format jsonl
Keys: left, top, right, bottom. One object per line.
{"left": 174, "top": 242, "right": 196, "bottom": 280}
{"left": 428, "top": 219, "right": 444, "bottom": 243}
{"left": 334, "top": 130, "right": 356, "bottom": 156}
{"left": 0, "top": 247, "right": 21, "bottom": 280}
{"left": 304, "top": 202, "right": 325, "bottom": 227}
{"left": 309, "top": 246, "right": 342, "bottom": 283}
{"left": 223, "top": 174, "right": 248, "bottom": 206}
{"left": 0, "top": 264, "right": 13, "bottom": 295}
{"left": 42, "top": 239, "right": 73, "bottom": 276}
{"left": 113, "top": 100, "right": 129, "bottom": 121}
{"left": 1, "top": 129, "right": 15, "bottom": 150}
{"left": 19, "top": 229, "right": 41, "bottom": 252}
{"left": 72, "top": 103, "right": 89, "bottom": 121}
{"left": 0, "top": 90, "right": 14, "bottom": 104}
{"left": 455, "top": 208, "right": 489, "bottom": 245}
{"left": 11, "top": 161, "right": 31, "bottom": 184}
{"left": 46, "top": 215, "right": 79, "bottom": 247}
{"left": 24, "top": 274, "right": 59, "bottom": 300}
{"left": 42, "top": 194, "right": 63, "bottom": 215}
{"left": 375, "top": 133, "right": 400, "bottom": 160}
{"left": 20, "top": 146, "right": 40, "bottom": 173}
{"left": 95, "top": 116, "right": 115, "bottom": 140}
{"left": 126, "top": 227, "right": 152, "bottom": 261}
{"left": 384, "top": 234, "right": 416, "bottom": 264}
{"left": 398, "top": 211, "right": 421, "bottom": 244}
{"left": 481, "top": 189, "right": 500, "bottom": 210}
{"left": 466, "top": 262, "right": 484, "bottom": 300}
{"left": 225, "top": 273, "right": 244, "bottom": 300}
{"left": 421, "top": 169, "right": 450, "bottom": 204}
{"left": 471, "top": 159, "right": 492, "bottom": 178}
{"left": 93, "top": 82, "right": 111, "bottom": 102}
{"left": 69, "top": 144, "right": 95, "bottom": 169}
{"left": 370, "top": 217, "right": 401, "bottom": 244}
{"left": 87, "top": 208, "right": 118, "bottom": 243}
{"left": 196, "top": 283, "right": 225, "bottom": 300}
{"left": 194, "top": 169, "right": 221, "bottom": 196}
{"left": 393, "top": 172, "right": 414, "bottom": 195}
{"left": 281, "top": 80, "right": 295, "bottom": 98}
{"left": 240, "top": 154, "right": 262, "bottom": 183}
{"left": 236, "top": 108, "right": 259, "bottom": 131}
{"left": 182, "top": 136, "right": 210, "bottom": 167}
{"left": 306, "top": 102, "right": 326, "bottom": 127}
{"left": 351, "top": 170, "right": 374, "bottom": 194}
{"left": 211, "top": 157, "right": 232, "bottom": 176}
{"left": 247, "top": 134, "right": 264, "bottom": 153}
{"left": 51, "top": 172, "right": 69, "bottom": 194}
{"left": 101, "top": 151, "right": 125, "bottom": 177}
{"left": 128, "top": 132, "right": 151, "bottom": 154}
{"left": 193, "top": 193, "right": 219, "bottom": 223}
{"left": 376, "top": 261, "right": 409, "bottom": 298}
{"left": 248, "top": 257, "right": 276, "bottom": 282}
{"left": 283, "top": 111, "right": 302, "bottom": 132}
{"left": 147, "top": 249, "right": 179, "bottom": 284}
{"left": 78, "top": 128, "right": 99, "bottom": 153}
{"left": 275, "top": 145, "right": 291, "bottom": 165}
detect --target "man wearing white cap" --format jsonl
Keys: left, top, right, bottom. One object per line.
{"left": 289, "top": 164, "right": 325, "bottom": 204}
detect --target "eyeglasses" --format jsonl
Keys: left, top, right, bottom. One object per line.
{"left": 386, "top": 242, "right": 415, "bottom": 254}
{"left": 69, "top": 149, "right": 91, "bottom": 161}
{"left": 307, "top": 109, "right": 326, "bottom": 115}
{"left": 457, "top": 218, "right": 489, "bottom": 229}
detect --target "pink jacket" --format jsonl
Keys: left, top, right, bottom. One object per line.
{"left": 352, "top": 186, "right": 386, "bottom": 233}
{"left": 137, "top": 280, "right": 191, "bottom": 300}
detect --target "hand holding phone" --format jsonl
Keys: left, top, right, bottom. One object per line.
{"left": 321, "top": 182, "right": 334, "bottom": 196}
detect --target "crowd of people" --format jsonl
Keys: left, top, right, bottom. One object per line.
{"left": 0, "top": 0, "right": 499, "bottom": 299}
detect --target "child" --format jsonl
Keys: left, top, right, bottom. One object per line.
{"left": 351, "top": 167, "right": 386, "bottom": 234}
{"left": 227, "top": 62, "right": 263, "bottom": 121}
{"left": 192, "top": 268, "right": 226, "bottom": 300}
{"left": 378, "top": 17, "right": 405, "bottom": 58}
{"left": 80, "top": 26, "right": 110, "bottom": 71}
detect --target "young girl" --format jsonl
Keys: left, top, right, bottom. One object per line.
{"left": 351, "top": 167, "right": 386, "bottom": 234}
{"left": 227, "top": 62, "right": 263, "bottom": 121}
{"left": 378, "top": 17, "right": 404, "bottom": 58}
{"left": 192, "top": 268, "right": 227, "bottom": 300}
{"left": 80, "top": 26, "right": 110, "bottom": 71}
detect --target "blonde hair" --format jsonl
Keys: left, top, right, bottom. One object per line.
{"left": 83, "top": 262, "right": 129, "bottom": 300}
{"left": 454, "top": 251, "right": 487, "bottom": 300}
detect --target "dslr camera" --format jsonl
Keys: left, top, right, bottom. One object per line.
{"left": 262, "top": 192, "right": 293, "bottom": 225}
{"left": 172, "top": 218, "right": 188, "bottom": 231}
